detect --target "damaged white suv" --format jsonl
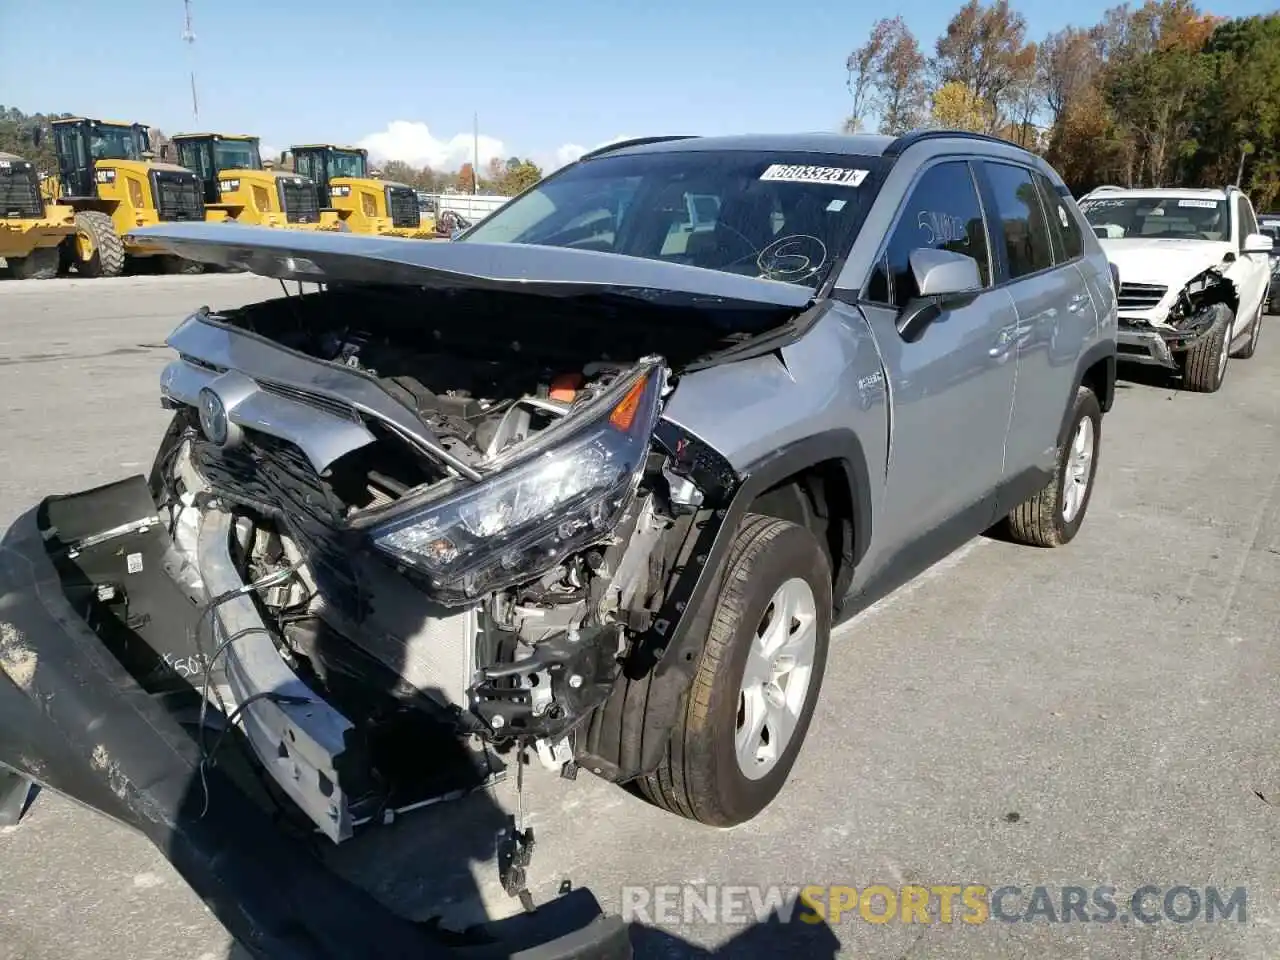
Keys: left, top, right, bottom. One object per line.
{"left": 1079, "top": 185, "right": 1273, "bottom": 392}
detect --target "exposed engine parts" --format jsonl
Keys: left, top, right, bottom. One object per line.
{"left": 1166, "top": 266, "right": 1237, "bottom": 332}
{"left": 152, "top": 286, "right": 734, "bottom": 794}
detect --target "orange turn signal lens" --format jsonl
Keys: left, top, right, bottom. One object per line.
{"left": 609, "top": 375, "right": 648, "bottom": 432}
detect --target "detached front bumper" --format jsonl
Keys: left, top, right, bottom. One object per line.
{"left": 0, "top": 476, "right": 630, "bottom": 960}
{"left": 1116, "top": 313, "right": 1219, "bottom": 369}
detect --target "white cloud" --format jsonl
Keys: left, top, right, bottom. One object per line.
{"left": 545, "top": 134, "right": 637, "bottom": 172}
{"left": 358, "top": 121, "right": 504, "bottom": 171}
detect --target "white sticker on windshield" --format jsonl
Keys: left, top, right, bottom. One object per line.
{"left": 1178, "top": 199, "right": 1218, "bottom": 209}
{"left": 826, "top": 199, "right": 847, "bottom": 212}
{"left": 760, "top": 164, "right": 868, "bottom": 187}
{"left": 1058, "top": 206, "right": 1070, "bottom": 228}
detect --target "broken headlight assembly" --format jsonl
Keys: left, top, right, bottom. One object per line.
{"left": 369, "top": 358, "right": 667, "bottom": 604}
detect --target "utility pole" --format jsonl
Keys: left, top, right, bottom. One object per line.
{"left": 182, "top": 0, "right": 199, "bottom": 123}
{"left": 473, "top": 113, "right": 479, "bottom": 195}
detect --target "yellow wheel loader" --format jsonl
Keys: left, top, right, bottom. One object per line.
{"left": 0, "top": 152, "right": 75, "bottom": 279}
{"left": 285, "top": 145, "right": 438, "bottom": 238}
{"left": 44, "top": 118, "right": 205, "bottom": 277}
{"left": 170, "top": 133, "right": 340, "bottom": 231}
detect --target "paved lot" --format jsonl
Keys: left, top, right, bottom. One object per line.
{"left": 1, "top": 274, "right": 1279, "bottom": 960}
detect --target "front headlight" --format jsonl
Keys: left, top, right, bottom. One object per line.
{"left": 370, "top": 359, "right": 667, "bottom": 604}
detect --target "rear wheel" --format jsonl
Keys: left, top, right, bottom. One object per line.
{"left": 1181, "top": 303, "right": 1233, "bottom": 392}
{"left": 7, "top": 246, "right": 59, "bottom": 280}
{"left": 1231, "top": 300, "right": 1263, "bottom": 360}
{"left": 635, "top": 514, "right": 831, "bottom": 827}
{"left": 71, "top": 210, "right": 125, "bottom": 278}
{"left": 1007, "top": 386, "right": 1102, "bottom": 548}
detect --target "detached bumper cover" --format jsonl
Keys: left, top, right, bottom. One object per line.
{"left": 1116, "top": 313, "right": 1219, "bottom": 369}
{"left": 0, "top": 482, "right": 630, "bottom": 960}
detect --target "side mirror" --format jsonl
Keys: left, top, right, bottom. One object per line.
{"left": 897, "top": 248, "right": 983, "bottom": 342}
{"left": 1243, "top": 232, "right": 1274, "bottom": 255}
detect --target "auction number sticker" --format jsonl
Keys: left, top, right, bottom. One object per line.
{"left": 1178, "top": 199, "right": 1218, "bottom": 209}
{"left": 760, "top": 164, "right": 869, "bottom": 187}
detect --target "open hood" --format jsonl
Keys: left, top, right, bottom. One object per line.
{"left": 1098, "top": 237, "right": 1232, "bottom": 288}
{"left": 127, "top": 222, "right": 815, "bottom": 310}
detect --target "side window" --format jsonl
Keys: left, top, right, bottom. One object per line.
{"left": 984, "top": 162, "right": 1054, "bottom": 280}
{"left": 865, "top": 160, "right": 991, "bottom": 308}
{"left": 1033, "top": 172, "right": 1083, "bottom": 263}
{"left": 1236, "top": 196, "right": 1258, "bottom": 246}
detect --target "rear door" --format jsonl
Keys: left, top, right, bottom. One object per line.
{"left": 1233, "top": 195, "right": 1268, "bottom": 327}
{"left": 978, "top": 160, "right": 1093, "bottom": 485}
{"left": 856, "top": 158, "right": 1017, "bottom": 552}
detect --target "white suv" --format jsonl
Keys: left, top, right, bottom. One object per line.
{"left": 1079, "top": 185, "right": 1273, "bottom": 392}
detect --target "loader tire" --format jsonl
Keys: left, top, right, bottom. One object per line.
{"left": 1181, "top": 303, "right": 1233, "bottom": 393}
{"left": 634, "top": 514, "right": 831, "bottom": 827}
{"left": 72, "top": 210, "right": 125, "bottom": 278}
{"left": 160, "top": 254, "right": 205, "bottom": 275}
{"left": 8, "top": 246, "right": 59, "bottom": 280}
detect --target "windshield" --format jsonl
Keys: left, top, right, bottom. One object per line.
{"left": 213, "top": 140, "right": 261, "bottom": 172}
{"left": 1080, "top": 195, "right": 1230, "bottom": 242}
{"left": 460, "top": 150, "right": 881, "bottom": 289}
{"left": 89, "top": 123, "right": 147, "bottom": 161}
{"left": 328, "top": 150, "right": 366, "bottom": 179}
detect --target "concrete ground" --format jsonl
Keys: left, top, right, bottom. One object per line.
{"left": 1, "top": 273, "right": 1278, "bottom": 960}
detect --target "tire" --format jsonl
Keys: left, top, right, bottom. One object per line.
{"left": 635, "top": 514, "right": 832, "bottom": 827}
{"left": 1006, "top": 386, "right": 1102, "bottom": 548}
{"left": 8, "top": 246, "right": 59, "bottom": 280}
{"left": 71, "top": 210, "right": 125, "bottom": 278}
{"left": 160, "top": 254, "right": 205, "bottom": 275}
{"left": 1232, "top": 301, "right": 1263, "bottom": 360}
{"left": 1181, "top": 303, "right": 1233, "bottom": 393}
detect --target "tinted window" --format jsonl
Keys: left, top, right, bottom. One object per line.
{"left": 1034, "top": 172, "right": 1083, "bottom": 262}
{"left": 463, "top": 150, "right": 881, "bottom": 289}
{"left": 985, "top": 162, "right": 1054, "bottom": 280}
{"left": 866, "top": 160, "right": 990, "bottom": 308}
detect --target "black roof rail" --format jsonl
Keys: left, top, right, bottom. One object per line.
{"left": 576, "top": 135, "right": 700, "bottom": 162}
{"left": 883, "top": 128, "right": 1026, "bottom": 158}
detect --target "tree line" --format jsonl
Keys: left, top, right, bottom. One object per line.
{"left": 0, "top": 107, "right": 543, "bottom": 197}
{"left": 843, "top": 2, "right": 1280, "bottom": 206}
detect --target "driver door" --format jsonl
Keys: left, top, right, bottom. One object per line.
{"left": 856, "top": 159, "right": 1018, "bottom": 556}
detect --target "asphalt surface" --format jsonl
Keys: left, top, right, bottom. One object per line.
{"left": 1, "top": 273, "right": 1279, "bottom": 960}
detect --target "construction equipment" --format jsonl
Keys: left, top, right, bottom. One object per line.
{"left": 170, "top": 133, "right": 339, "bottom": 231}
{"left": 285, "top": 144, "right": 438, "bottom": 238}
{"left": 0, "top": 152, "right": 75, "bottom": 279}
{"left": 44, "top": 117, "right": 205, "bottom": 277}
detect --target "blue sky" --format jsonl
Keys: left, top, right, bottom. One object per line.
{"left": 1, "top": 0, "right": 1273, "bottom": 172}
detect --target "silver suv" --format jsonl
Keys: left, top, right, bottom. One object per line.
{"left": 0, "top": 132, "right": 1118, "bottom": 873}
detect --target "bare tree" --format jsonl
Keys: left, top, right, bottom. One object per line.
{"left": 1039, "top": 27, "right": 1100, "bottom": 123}
{"left": 879, "top": 21, "right": 930, "bottom": 134}
{"left": 845, "top": 20, "right": 893, "bottom": 133}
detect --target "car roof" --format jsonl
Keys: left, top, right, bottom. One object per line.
{"left": 1086, "top": 186, "right": 1231, "bottom": 200}
{"left": 595, "top": 133, "right": 899, "bottom": 159}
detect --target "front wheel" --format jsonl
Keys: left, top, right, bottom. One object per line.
{"left": 1181, "top": 303, "right": 1233, "bottom": 392}
{"left": 635, "top": 514, "right": 831, "bottom": 827}
{"left": 7, "top": 246, "right": 59, "bottom": 280}
{"left": 1006, "top": 385, "right": 1102, "bottom": 548}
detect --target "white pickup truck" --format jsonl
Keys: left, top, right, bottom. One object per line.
{"left": 1078, "top": 185, "right": 1273, "bottom": 393}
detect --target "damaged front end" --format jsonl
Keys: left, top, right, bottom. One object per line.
{"left": 144, "top": 284, "right": 744, "bottom": 844}
{"left": 1116, "top": 265, "right": 1237, "bottom": 369}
